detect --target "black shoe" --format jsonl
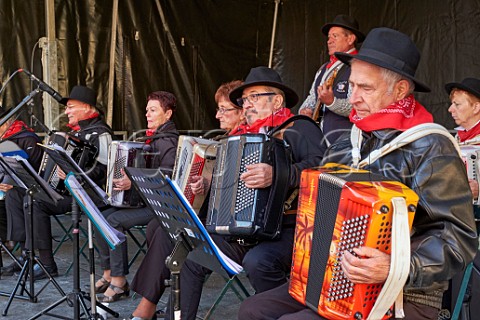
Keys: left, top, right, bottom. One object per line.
{"left": 1, "top": 255, "right": 25, "bottom": 276}
{"left": 32, "top": 262, "right": 58, "bottom": 281}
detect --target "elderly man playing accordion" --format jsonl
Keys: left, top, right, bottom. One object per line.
{"left": 238, "top": 28, "right": 478, "bottom": 320}
{"left": 4, "top": 86, "right": 113, "bottom": 280}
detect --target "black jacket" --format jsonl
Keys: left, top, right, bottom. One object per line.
{"left": 144, "top": 120, "right": 179, "bottom": 176}
{"left": 70, "top": 116, "right": 113, "bottom": 188}
{"left": 2, "top": 127, "right": 43, "bottom": 171}
{"left": 324, "top": 129, "right": 478, "bottom": 300}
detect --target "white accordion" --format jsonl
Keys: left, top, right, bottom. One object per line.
{"left": 461, "top": 145, "right": 480, "bottom": 182}
{"left": 106, "top": 141, "right": 146, "bottom": 207}
{"left": 172, "top": 136, "right": 218, "bottom": 212}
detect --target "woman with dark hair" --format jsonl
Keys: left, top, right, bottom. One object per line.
{"left": 128, "top": 81, "right": 244, "bottom": 320}
{"left": 95, "top": 91, "right": 179, "bottom": 303}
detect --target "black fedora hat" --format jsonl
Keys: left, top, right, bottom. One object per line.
{"left": 229, "top": 66, "right": 299, "bottom": 108}
{"left": 60, "top": 85, "right": 97, "bottom": 107}
{"left": 335, "top": 27, "right": 430, "bottom": 92}
{"left": 322, "top": 14, "right": 365, "bottom": 43}
{"left": 445, "top": 78, "right": 480, "bottom": 99}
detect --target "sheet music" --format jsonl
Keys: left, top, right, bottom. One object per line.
{"left": 38, "top": 143, "right": 108, "bottom": 204}
{"left": 65, "top": 174, "right": 125, "bottom": 249}
{"left": 0, "top": 156, "right": 64, "bottom": 204}
{"left": 169, "top": 179, "right": 243, "bottom": 274}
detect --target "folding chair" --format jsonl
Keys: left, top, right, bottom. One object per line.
{"left": 126, "top": 225, "right": 148, "bottom": 269}
{"left": 199, "top": 272, "right": 251, "bottom": 320}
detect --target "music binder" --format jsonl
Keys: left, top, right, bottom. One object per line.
{"left": 124, "top": 167, "right": 242, "bottom": 278}
{"left": 64, "top": 173, "right": 125, "bottom": 249}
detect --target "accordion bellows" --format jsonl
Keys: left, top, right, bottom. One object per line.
{"left": 289, "top": 164, "right": 418, "bottom": 320}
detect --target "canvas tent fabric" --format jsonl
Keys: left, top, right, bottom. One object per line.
{"left": 0, "top": 0, "right": 479, "bottom": 134}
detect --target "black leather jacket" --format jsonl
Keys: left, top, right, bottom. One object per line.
{"left": 324, "top": 129, "right": 478, "bottom": 302}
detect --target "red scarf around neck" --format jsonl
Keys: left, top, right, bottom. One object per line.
{"left": 349, "top": 94, "right": 433, "bottom": 132}
{"left": 235, "top": 108, "right": 294, "bottom": 134}
{"left": 2, "top": 120, "right": 33, "bottom": 139}
{"left": 326, "top": 49, "right": 358, "bottom": 69}
{"left": 67, "top": 112, "right": 99, "bottom": 131}
{"left": 457, "top": 121, "right": 480, "bottom": 142}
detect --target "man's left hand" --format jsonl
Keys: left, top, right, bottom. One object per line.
{"left": 341, "top": 246, "right": 390, "bottom": 284}
{"left": 240, "top": 163, "right": 273, "bottom": 189}
{"left": 0, "top": 183, "right": 13, "bottom": 192}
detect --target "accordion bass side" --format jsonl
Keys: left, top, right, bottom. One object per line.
{"left": 39, "top": 132, "right": 95, "bottom": 193}
{"left": 206, "top": 134, "right": 290, "bottom": 239}
{"left": 106, "top": 141, "right": 146, "bottom": 207}
{"left": 172, "top": 136, "right": 218, "bottom": 212}
{"left": 289, "top": 164, "right": 418, "bottom": 320}
{"left": 460, "top": 146, "right": 480, "bottom": 181}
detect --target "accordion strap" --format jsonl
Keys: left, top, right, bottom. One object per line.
{"left": 355, "top": 123, "right": 461, "bottom": 168}
{"left": 367, "top": 197, "right": 411, "bottom": 319}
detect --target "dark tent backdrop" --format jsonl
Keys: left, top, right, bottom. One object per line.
{"left": 0, "top": 0, "right": 479, "bottom": 134}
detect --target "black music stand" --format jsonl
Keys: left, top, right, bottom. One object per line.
{"left": 124, "top": 167, "right": 243, "bottom": 320}
{"left": 0, "top": 156, "right": 65, "bottom": 316}
{"left": 29, "top": 144, "right": 120, "bottom": 320}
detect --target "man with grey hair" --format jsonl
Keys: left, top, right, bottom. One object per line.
{"left": 239, "top": 27, "right": 478, "bottom": 320}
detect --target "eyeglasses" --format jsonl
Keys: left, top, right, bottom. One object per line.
{"left": 215, "top": 107, "right": 238, "bottom": 114}
{"left": 237, "top": 92, "right": 277, "bottom": 107}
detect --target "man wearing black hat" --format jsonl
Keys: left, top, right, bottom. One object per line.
{"left": 239, "top": 28, "right": 478, "bottom": 320}
{"left": 4, "top": 85, "right": 113, "bottom": 280}
{"left": 298, "top": 14, "right": 365, "bottom": 145}
{"left": 163, "top": 66, "right": 327, "bottom": 320}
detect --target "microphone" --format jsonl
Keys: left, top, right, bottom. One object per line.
{"left": 19, "top": 69, "right": 63, "bottom": 103}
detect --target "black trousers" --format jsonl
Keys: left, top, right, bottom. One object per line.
{"left": 165, "top": 227, "right": 295, "bottom": 320}
{"left": 0, "top": 200, "right": 7, "bottom": 241}
{"left": 6, "top": 187, "right": 72, "bottom": 251}
{"left": 130, "top": 218, "right": 174, "bottom": 303}
{"left": 238, "top": 282, "right": 441, "bottom": 320}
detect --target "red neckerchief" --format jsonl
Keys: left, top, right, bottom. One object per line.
{"left": 2, "top": 120, "right": 34, "bottom": 139}
{"left": 349, "top": 94, "right": 433, "bottom": 132}
{"left": 235, "top": 108, "right": 294, "bottom": 134}
{"left": 457, "top": 121, "right": 480, "bottom": 142}
{"left": 326, "top": 49, "right": 358, "bottom": 69}
{"left": 145, "top": 129, "right": 157, "bottom": 144}
{"left": 67, "top": 112, "right": 100, "bottom": 131}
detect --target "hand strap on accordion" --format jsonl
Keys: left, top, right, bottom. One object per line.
{"left": 367, "top": 197, "right": 411, "bottom": 320}
{"left": 355, "top": 123, "right": 461, "bottom": 168}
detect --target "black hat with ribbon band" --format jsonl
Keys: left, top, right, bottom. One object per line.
{"left": 229, "top": 66, "right": 299, "bottom": 108}
{"left": 322, "top": 14, "right": 365, "bottom": 43}
{"left": 445, "top": 78, "right": 480, "bottom": 100}
{"left": 335, "top": 27, "right": 430, "bottom": 92}
{"left": 60, "top": 86, "right": 97, "bottom": 107}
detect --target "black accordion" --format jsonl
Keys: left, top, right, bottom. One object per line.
{"left": 39, "top": 132, "right": 97, "bottom": 194}
{"left": 106, "top": 141, "right": 146, "bottom": 207}
{"left": 206, "top": 134, "right": 290, "bottom": 240}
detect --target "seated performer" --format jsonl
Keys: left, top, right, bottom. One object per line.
{"left": 161, "top": 66, "right": 326, "bottom": 320}
{"left": 95, "top": 91, "right": 179, "bottom": 303}
{"left": 238, "top": 28, "right": 478, "bottom": 320}
{"left": 0, "top": 107, "right": 43, "bottom": 272}
{"left": 128, "top": 80, "right": 245, "bottom": 320}
{"left": 446, "top": 77, "right": 480, "bottom": 200}
{"left": 4, "top": 85, "right": 113, "bottom": 280}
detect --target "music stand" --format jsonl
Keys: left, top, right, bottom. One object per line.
{"left": 124, "top": 167, "right": 242, "bottom": 320}
{"left": 28, "top": 144, "right": 120, "bottom": 320}
{"left": 0, "top": 156, "right": 65, "bottom": 316}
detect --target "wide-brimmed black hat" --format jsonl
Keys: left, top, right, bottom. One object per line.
{"left": 321, "top": 14, "right": 365, "bottom": 43}
{"left": 335, "top": 27, "right": 430, "bottom": 92}
{"left": 229, "top": 66, "right": 299, "bottom": 108}
{"left": 60, "top": 85, "right": 97, "bottom": 107}
{"left": 445, "top": 78, "right": 480, "bottom": 99}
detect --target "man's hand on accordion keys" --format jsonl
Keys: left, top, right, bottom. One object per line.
{"left": 190, "top": 175, "right": 209, "bottom": 195}
{"left": 57, "top": 168, "right": 67, "bottom": 181}
{"left": 469, "top": 179, "right": 479, "bottom": 200}
{"left": 340, "top": 246, "right": 391, "bottom": 284}
{"left": 240, "top": 163, "right": 273, "bottom": 189}
{"left": 113, "top": 169, "right": 132, "bottom": 191}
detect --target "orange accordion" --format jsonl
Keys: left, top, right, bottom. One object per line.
{"left": 289, "top": 164, "right": 418, "bottom": 320}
